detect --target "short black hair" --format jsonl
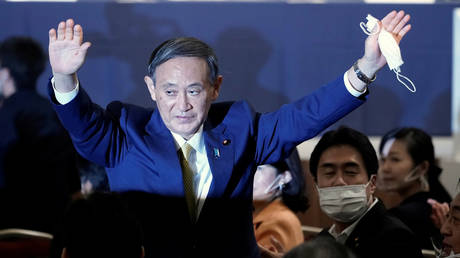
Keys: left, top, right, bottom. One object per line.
{"left": 0, "top": 37, "right": 46, "bottom": 90}
{"left": 147, "top": 37, "right": 219, "bottom": 85}
{"left": 284, "top": 236, "right": 357, "bottom": 258}
{"left": 309, "top": 126, "right": 378, "bottom": 180}
{"left": 62, "top": 192, "right": 143, "bottom": 258}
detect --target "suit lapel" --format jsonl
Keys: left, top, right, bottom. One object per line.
{"left": 144, "top": 110, "right": 185, "bottom": 196}
{"left": 204, "top": 122, "right": 234, "bottom": 199}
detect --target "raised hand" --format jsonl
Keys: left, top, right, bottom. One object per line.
{"left": 49, "top": 19, "right": 91, "bottom": 92}
{"left": 362, "top": 10, "right": 412, "bottom": 72}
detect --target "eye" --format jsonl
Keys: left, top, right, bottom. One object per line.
{"left": 165, "top": 90, "right": 177, "bottom": 96}
{"left": 188, "top": 89, "right": 201, "bottom": 96}
{"left": 345, "top": 170, "right": 358, "bottom": 175}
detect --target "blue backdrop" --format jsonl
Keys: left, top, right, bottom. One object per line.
{"left": 0, "top": 2, "right": 456, "bottom": 135}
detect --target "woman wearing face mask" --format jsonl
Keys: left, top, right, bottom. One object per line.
{"left": 377, "top": 127, "right": 451, "bottom": 250}
{"left": 252, "top": 150, "right": 308, "bottom": 255}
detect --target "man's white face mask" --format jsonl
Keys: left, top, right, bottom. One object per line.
{"left": 316, "top": 181, "right": 371, "bottom": 223}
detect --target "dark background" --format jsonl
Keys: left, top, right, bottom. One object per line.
{"left": 0, "top": 2, "right": 455, "bottom": 135}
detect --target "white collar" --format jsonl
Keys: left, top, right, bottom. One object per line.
{"left": 329, "top": 197, "right": 379, "bottom": 241}
{"left": 171, "top": 125, "right": 206, "bottom": 155}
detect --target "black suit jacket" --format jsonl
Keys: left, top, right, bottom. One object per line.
{"left": 319, "top": 200, "right": 423, "bottom": 258}
{"left": 389, "top": 192, "right": 441, "bottom": 250}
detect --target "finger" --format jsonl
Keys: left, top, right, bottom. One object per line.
{"left": 386, "top": 10, "right": 405, "bottom": 32}
{"left": 49, "top": 28, "right": 57, "bottom": 43}
{"left": 398, "top": 24, "right": 412, "bottom": 39}
{"left": 380, "top": 10, "right": 397, "bottom": 28}
{"left": 57, "top": 21, "right": 65, "bottom": 41}
{"left": 65, "top": 19, "right": 74, "bottom": 41}
{"left": 441, "top": 203, "right": 450, "bottom": 214}
{"left": 393, "top": 14, "right": 411, "bottom": 34}
{"left": 73, "top": 24, "right": 83, "bottom": 45}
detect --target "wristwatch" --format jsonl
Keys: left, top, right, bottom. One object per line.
{"left": 353, "top": 61, "right": 376, "bottom": 85}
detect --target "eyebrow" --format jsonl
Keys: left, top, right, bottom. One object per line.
{"left": 319, "top": 162, "right": 360, "bottom": 168}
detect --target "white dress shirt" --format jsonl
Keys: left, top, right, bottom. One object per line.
{"left": 328, "top": 197, "right": 379, "bottom": 244}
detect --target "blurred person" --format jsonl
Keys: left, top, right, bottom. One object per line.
{"left": 309, "top": 126, "right": 422, "bottom": 258}
{"left": 253, "top": 150, "right": 308, "bottom": 254}
{"left": 438, "top": 183, "right": 460, "bottom": 258}
{"left": 377, "top": 127, "right": 449, "bottom": 249}
{"left": 60, "top": 192, "right": 144, "bottom": 258}
{"left": 283, "top": 236, "right": 357, "bottom": 258}
{"left": 0, "top": 36, "right": 81, "bottom": 233}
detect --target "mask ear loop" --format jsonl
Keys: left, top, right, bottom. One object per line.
{"left": 360, "top": 22, "right": 380, "bottom": 36}
{"left": 393, "top": 69, "right": 416, "bottom": 93}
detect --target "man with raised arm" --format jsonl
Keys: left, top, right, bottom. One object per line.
{"left": 47, "top": 11, "right": 411, "bottom": 258}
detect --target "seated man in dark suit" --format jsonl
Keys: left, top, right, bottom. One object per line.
{"left": 309, "top": 126, "right": 423, "bottom": 258}
{"left": 439, "top": 188, "right": 460, "bottom": 258}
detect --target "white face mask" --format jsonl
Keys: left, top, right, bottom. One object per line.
{"left": 317, "top": 182, "right": 370, "bottom": 223}
{"left": 253, "top": 165, "right": 283, "bottom": 201}
{"left": 360, "top": 14, "right": 416, "bottom": 93}
{"left": 377, "top": 165, "right": 427, "bottom": 192}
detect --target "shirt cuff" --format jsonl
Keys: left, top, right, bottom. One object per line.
{"left": 51, "top": 76, "right": 79, "bottom": 105}
{"left": 343, "top": 71, "right": 367, "bottom": 98}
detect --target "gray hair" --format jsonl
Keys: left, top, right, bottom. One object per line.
{"left": 147, "top": 37, "right": 219, "bottom": 85}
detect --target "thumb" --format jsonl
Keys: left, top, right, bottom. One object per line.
{"left": 79, "top": 41, "right": 91, "bottom": 56}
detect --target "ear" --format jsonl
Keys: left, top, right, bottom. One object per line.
{"left": 144, "top": 76, "right": 156, "bottom": 101}
{"left": 210, "top": 75, "right": 223, "bottom": 101}
{"left": 368, "top": 174, "right": 377, "bottom": 194}
{"left": 419, "top": 160, "right": 429, "bottom": 176}
{"left": 61, "top": 247, "right": 68, "bottom": 258}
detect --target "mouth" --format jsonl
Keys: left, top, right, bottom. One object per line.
{"left": 175, "top": 115, "right": 195, "bottom": 122}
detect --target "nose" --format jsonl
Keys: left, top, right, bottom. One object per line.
{"left": 379, "top": 159, "right": 391, "bottom": 174}
{"left": 177, "top": 91, "right": 191, "bottom": 112}
{"left": 332, "top": 174, "right": 347, "bottom": 187}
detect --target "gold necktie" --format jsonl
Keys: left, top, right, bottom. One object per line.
{"left": 178, "top": 143, "right": 196, "bottom": 222}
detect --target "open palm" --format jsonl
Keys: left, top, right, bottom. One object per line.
{"left": 363, "top": 10, "right": 411, "bottom": 70}
{"left": 49, "top": 19, "right": 91, "bottom": 76}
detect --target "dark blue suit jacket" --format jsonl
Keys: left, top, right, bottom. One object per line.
{"left": 50, "top": 75, "right": 364, "bottom": 258}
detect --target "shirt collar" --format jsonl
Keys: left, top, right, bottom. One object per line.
{"left": 328, "top": 197, "right": 379, "bottom": 242}
{"left": 171, "top": 125, "right": 206, "bottom": 155}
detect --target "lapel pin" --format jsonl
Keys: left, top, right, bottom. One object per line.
{"left": 213, "top": 148, "right": 220, "bottom": 158}
{"left": 222, "top": 139, "right": 230, "bottom": 145}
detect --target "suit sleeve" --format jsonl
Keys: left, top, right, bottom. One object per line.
{"left": 48, "top": 80, "right": 129, "bottom": 168}
{"left": 254, "top": 76, "right": 365, "bottom": 165}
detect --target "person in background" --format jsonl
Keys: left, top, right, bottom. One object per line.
{"left": 438, "top": 182, "right": 460, "bottom": 258}
{"left": 0, "top": 36, "right": 81, "bottom": 233}
{"left": 309, "top": 126, "right": 422, "bottom": 258}
{"left": 376, "top": 127, "right": 449, "bottom": 249}
{"left": 253, "top": 149, "right": 308, "bottom": 254}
